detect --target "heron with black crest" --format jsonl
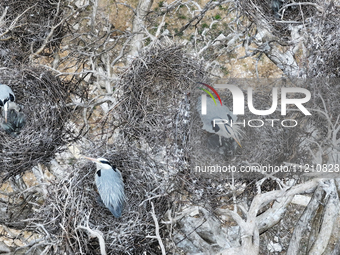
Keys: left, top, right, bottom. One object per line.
{"left": 0, "top": 84, "right": 25, "bottom": 137}
{"left": 0, "top": 84, "right": 16, "bottom": 123}
{"left": 83, "top": 156, "right": 125, "bottom": 218}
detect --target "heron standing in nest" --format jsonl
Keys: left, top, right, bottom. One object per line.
{"left": 83, "top": 156, "right": 125, "bottom": 218}
{"left": 0, "top": 84, "right": 26, "bottom": 137}
{"left": 197, "top": 96, "right": 243, "bottom": 153}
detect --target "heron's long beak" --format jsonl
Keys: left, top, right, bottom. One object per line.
{"left": 82, "top": 156, "right": 99, "bottom": 163}
{"left": 3, "top": 101, "right": 8, "bottom": 123}
{"left": 234, "top": 138, "right": 242, "bottom": 148}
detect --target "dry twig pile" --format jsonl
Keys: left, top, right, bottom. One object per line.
{"left": 0, "top": 68, "right": 78, "bottom": 181}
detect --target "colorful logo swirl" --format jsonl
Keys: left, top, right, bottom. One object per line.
{"left": 197, "top": 82, "right": 222, "bottom": 106}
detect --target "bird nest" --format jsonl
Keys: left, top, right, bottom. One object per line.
{"left": 31, "top": 41, "right": 209, "bottom": 254}
{"left": 0, "top": 67, "right": 78, "bottom": 181}
{"left": 238, "top": 0, "right": 318, "bottom": 41}
{"left": 117, "top": 40, "right": 206, "bottom": 154}
{"left": 0, "top": 0, "right": 65, "bottom": 66}
{"left": 30, "top": 148, "right": 171, "bottom": 254}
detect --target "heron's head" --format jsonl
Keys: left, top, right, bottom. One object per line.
{"left": 83, "top": 156, "right": 114, "bottom": 170}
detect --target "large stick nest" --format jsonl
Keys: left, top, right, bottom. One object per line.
{"left": 27, "top": 41, "right": 208, "bottom": 254}
{"left": 118, "top": 41, "right": 206, "bottom": 152}
{"left": 238, "top": 0, "right": 318, "bottom": 41}
{"left": 30, "top": 149, "right": 170, "bottom": 254}
{"left": 0, "top": 67, "right": 78, "bottom": 181}
{"left": 0, "top": 0, "right": 66, "bottom": 66}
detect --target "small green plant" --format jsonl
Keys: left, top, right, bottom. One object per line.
{"left": 178, "top": 14, "right": 187, "bottom": 20}
{"left": 214, "top": 14, "right": 221, "bottom": 20}
{"left": 221, "top": 66, "right": 229, "bottom": 76}
{"left": 219, "top": 5, "right": 228, "bottom": 11}
{"left": 68, "top": 158, "right": 77, "bottom": 165}
{"left": 145, "top": 37, "right": 151, "bottom": 45}
{"left": 202, "top": 23, "right": 209, "bottom": 29}
{"left": 174, "top": 28, "right": 183, "bottom": 37}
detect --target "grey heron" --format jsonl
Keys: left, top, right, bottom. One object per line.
{"left": 0, "top": 84, "right": 25, "bottom": 137}
{"left": 197, "top": 96, "right": 243, "bottom": 149}
{"left": 83, "top": 156, "right": 125, "bottom": 218}
{"left": 0, "top": 84, "right": 16, "bottom": 123}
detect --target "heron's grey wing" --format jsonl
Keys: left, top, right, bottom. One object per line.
{"left": 1, "top": 109, "right": 26, "bottom": 137}
{"left": 14, "top": 112, "right": 26, "bottom": 129}
{"left": 1, "top": 121, "right": 14, "bottom": 135}
{"left": 110, "top": 201, "right": 123, "bottom": 218}
{"left": 95, "top": 168, "right": 125, "bottom": 217}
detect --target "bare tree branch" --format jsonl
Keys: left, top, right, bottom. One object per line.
{"left": 146, "top": 202, "right": 166, "bottom": 255}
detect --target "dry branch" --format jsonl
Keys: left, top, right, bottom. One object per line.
{"left": 77, "top": 214, "right": 107, "bottom": 255}
{"left": 147, "top": 202, "right": 166, "bottom": 255}
{"left": 287, "top": 185, "right": 324, "bottom": 255}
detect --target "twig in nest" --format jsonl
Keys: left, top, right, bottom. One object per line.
{"left": 77, "top": 213, "right": 107, "bottom": 255}
{"left": 146, "top": 202, "right": 166, "bottom": 255}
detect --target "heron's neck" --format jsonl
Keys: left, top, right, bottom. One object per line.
{"left": 6, "top": 101, "right": 20, "bottom": 111}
